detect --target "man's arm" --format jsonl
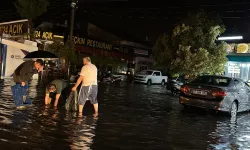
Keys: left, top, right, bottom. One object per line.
{"left": 75, "top": 75, "right": 84, "bottom": 88}
{"left": 72, "top": 66, "right": 85, "bottom": 91}
{"left": 19, "top": 67, "right": 35, "bottom": 84}
{"left": 54, "top": 94, "right": 61, "bottom": 107}
{"left": 44, "top": 87, "right": 51, "bottom": 105}
{"left": 72, "top": 76, "right": 83, "bottom": 91}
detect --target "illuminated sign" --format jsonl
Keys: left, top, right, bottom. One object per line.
{"left": 34, "top": 31, "right": 53, "bottom": 40}
{"left": 0, "top": 23, "right": 27, "bottom": 35}
{"left": 134, "top": 49, "right": 148, "bottom": 55}
{"left": 72, "top": 36, "right": 113, "bottom": 51}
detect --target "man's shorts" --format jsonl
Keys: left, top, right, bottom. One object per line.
{"left": 78, "top": 85, "right": 98, "bottom": 105}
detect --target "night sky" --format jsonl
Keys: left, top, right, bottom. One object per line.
{"left": 1, "top": 0, "right": 250, "bottom": 45}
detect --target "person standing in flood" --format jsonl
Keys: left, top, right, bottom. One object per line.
{"left": 12, "top": 59, "right": 43, "bottom": 107}
{"left": 72, "top": 57, "right": 98, "bottom": 117}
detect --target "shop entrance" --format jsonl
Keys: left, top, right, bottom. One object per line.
{"left": 226, "top": 61, "right": 250, "bottom": 82}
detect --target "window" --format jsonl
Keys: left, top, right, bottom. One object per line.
{"left": 153, "top": 72, "right": 161, "bottom": 76}
{"left": 234, "top": 80, "right": 245, "bottom": 89}
{"left": 191, "top": 76, "right": 231, "bottom": 87}
{"left": 139, "top": 70, "right": 153, "bottom": 75}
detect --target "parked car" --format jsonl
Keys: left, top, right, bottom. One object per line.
{"left": 179, "top": 75, "right": 250, "bottom": 117}
{"left": 134, "top": 70, "right": 168, "bottom": 85}
{"left": 102, "top": 74, "right": 123, "bottom": 83}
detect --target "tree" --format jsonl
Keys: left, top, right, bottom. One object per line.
{"left": 15, "top": 0, "right": 49, "bottom": 39}
{"left": 153, "top": 12, "right": 227, "bottom": 76}
{"left": 48, "top": 42, "right": 77, "bottom": 65}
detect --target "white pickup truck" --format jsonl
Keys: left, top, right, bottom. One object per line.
{"left": 134, "top": 70, "right": 168, "bottom": 85}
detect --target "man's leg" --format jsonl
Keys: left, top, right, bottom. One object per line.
{"left": 79, "top": 105, "right": 84, "bottom": 116}
{"left": 93, "top": 103, "right": 98, "bottom": 115}
{"left": 90, "top": 85, "right": 98, "bottom": 117}
{"left": 11, "top": 83, "right": 23, "bottom": 107}
{"left": 78, "top": 86, "right": 87, "bottom": 117}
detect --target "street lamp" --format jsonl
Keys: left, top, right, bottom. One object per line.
{"left": 0, "top": 29, "right": 3, "bottom": 79}
{"left": 218, "top": 36, "right": 243, "bottom": 40}
{"left": 67, "top": 0, "right": 78, "bottom": 80}
{"left": 69, "top": 0, "right": 77, "bottom": 44}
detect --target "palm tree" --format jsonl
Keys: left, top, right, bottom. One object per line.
{"left": 15, "top": 0, "right": 49, "bottom": 39}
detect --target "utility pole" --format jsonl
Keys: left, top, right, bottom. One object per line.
{"left": 67, "top": 0, "right": 77, "bottom": 80}
{"left": 0, "top": 29, "right": 3, "bottom": 79}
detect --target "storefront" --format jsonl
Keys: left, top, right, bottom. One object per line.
{"left": 225, "top": 43, "right": 250, "bottom": 81}
{"left": 73, "top": 36, "right": 134, "bottom": 74}
{"left": 133, "top": 48, "right": 153, "bottom": 73}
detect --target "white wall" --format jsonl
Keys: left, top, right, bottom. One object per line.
{"left": 1, "top": 39, "right": 38, "bottom": 78}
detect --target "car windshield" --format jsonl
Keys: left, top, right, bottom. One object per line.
{"left": 139, "top": 70, "right": 153, "bottom": 75}
{"left": 191, "top": 76, "right": 231, "bottom": 87}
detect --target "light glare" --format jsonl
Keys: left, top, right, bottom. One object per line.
{"left": 218, "top": 36, "right": 243, "bottom": 40}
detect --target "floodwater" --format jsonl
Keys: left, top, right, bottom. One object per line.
{"left": 0, "top": 79, "right": 250, "bottom": 149}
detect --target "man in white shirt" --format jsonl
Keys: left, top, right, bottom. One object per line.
{"left": 72, "top": 57, "right": 98, "bottom": 117}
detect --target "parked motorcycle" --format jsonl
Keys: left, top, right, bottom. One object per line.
{"left": 171, "top": 81, "right": 183, "bottom": 96}
{"left": 167, "top": 78, "right": 184, "bottom": 96}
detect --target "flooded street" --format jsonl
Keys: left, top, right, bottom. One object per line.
{"left": 0, "top": 79, "right": 250, "bottom": 149}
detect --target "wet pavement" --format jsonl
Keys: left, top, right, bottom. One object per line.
{"left": 0, "top": 79, "right": 250, "bottom": 149}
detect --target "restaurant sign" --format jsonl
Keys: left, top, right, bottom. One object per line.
{"left": 72, "top": 36, "right": 113, "bottom": 51}
{"left": 0, "top": 21, "right": 28, "bottom": 35}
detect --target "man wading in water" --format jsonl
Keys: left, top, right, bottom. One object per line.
{"left": 12, "top": 59, "right": 43, "bottom": 107}
{"left": 45, "top": 79, "right": 68, "bottom": 108}
{"left": 72, "top": 57, "right": 98, "bottom": 117}
{"left": 13, "top": 59, "right": 43, "bottom": 86}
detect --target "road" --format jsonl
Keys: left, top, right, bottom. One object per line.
{"left": 0, "top": 79, "right": 249, "bottom": 149}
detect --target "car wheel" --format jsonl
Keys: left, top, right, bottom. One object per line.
{"left": 161, "top": 80, "right": 165, "bottom": 86}
{"left": 230, "top": 101, "right": 238, "bottom": 118}
{"left": 147, "top": 80, "right": 151, "bottom": 86}
{"left": 172, "top": 89, "right": 176, "bottom": 96}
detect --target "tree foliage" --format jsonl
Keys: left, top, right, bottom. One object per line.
{"left": 15, "top": 0, "right": 49, "bottom": 39}
{"left": 153, "top": 12, "right": 227, "bottom": 76}
{"left": 15, "top": 0, "right": 49, "bottom": 20}
{"left": 48, "top": 42, "right": 78, "bottom": 65}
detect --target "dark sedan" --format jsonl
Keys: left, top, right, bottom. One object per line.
{"left": 179, "top": 75, "right": 250, "bottom": 117}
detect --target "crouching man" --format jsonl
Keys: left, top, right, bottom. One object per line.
{"left": 72, "top": 57, "right": 98, "bottom": 117}
{"left": 45, "top": 79, "right": 68, "bottom": 108}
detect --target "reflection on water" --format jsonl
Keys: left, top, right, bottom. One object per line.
{"left": 1, "top": 80, "right": 250, "bottom": 149}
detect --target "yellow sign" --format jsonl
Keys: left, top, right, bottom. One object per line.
{"left": 72, "top": 36, "right": 113, "bottom": 51}
{"left": 34, "top": 31, "right": 53, "bottom": 40}
{"left": 0, "top": 23, "right": 25, "bottom": 35}
{"left": 73, "top": 36, "right": 85, "bottom": 45}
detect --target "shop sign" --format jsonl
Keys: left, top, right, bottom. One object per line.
{"left": 113, "top": 46, "right": 129, "bottom": 53}
{"left": 134, "top": 48, "right": 148, "bottom": 56}
{"left": 11, "top": 55, "right": 22, "bottom": 59}
{"left": 228, "top": 63, "right": 240, "bottom": 74}
{"left": 226, "top": 43, "right": 250, "bottom": 53}
{"left": 34, "top": 31, "right": 53, "bottom": 40}
{"left": 0, "top": 22, "right": 28, "bottom": 35}
{"left": 72, "top": 36, "right": 113, "bottom": 51}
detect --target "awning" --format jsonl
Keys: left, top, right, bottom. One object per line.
{"left": 227, "top": 55, "right": 250, "bottom": 62}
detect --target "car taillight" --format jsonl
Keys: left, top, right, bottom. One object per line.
{"left": 180, "top": 86, "right": 188, "bottom": 93}
{"left": 212, "top": 90, "right": 227, "bottom": 97}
